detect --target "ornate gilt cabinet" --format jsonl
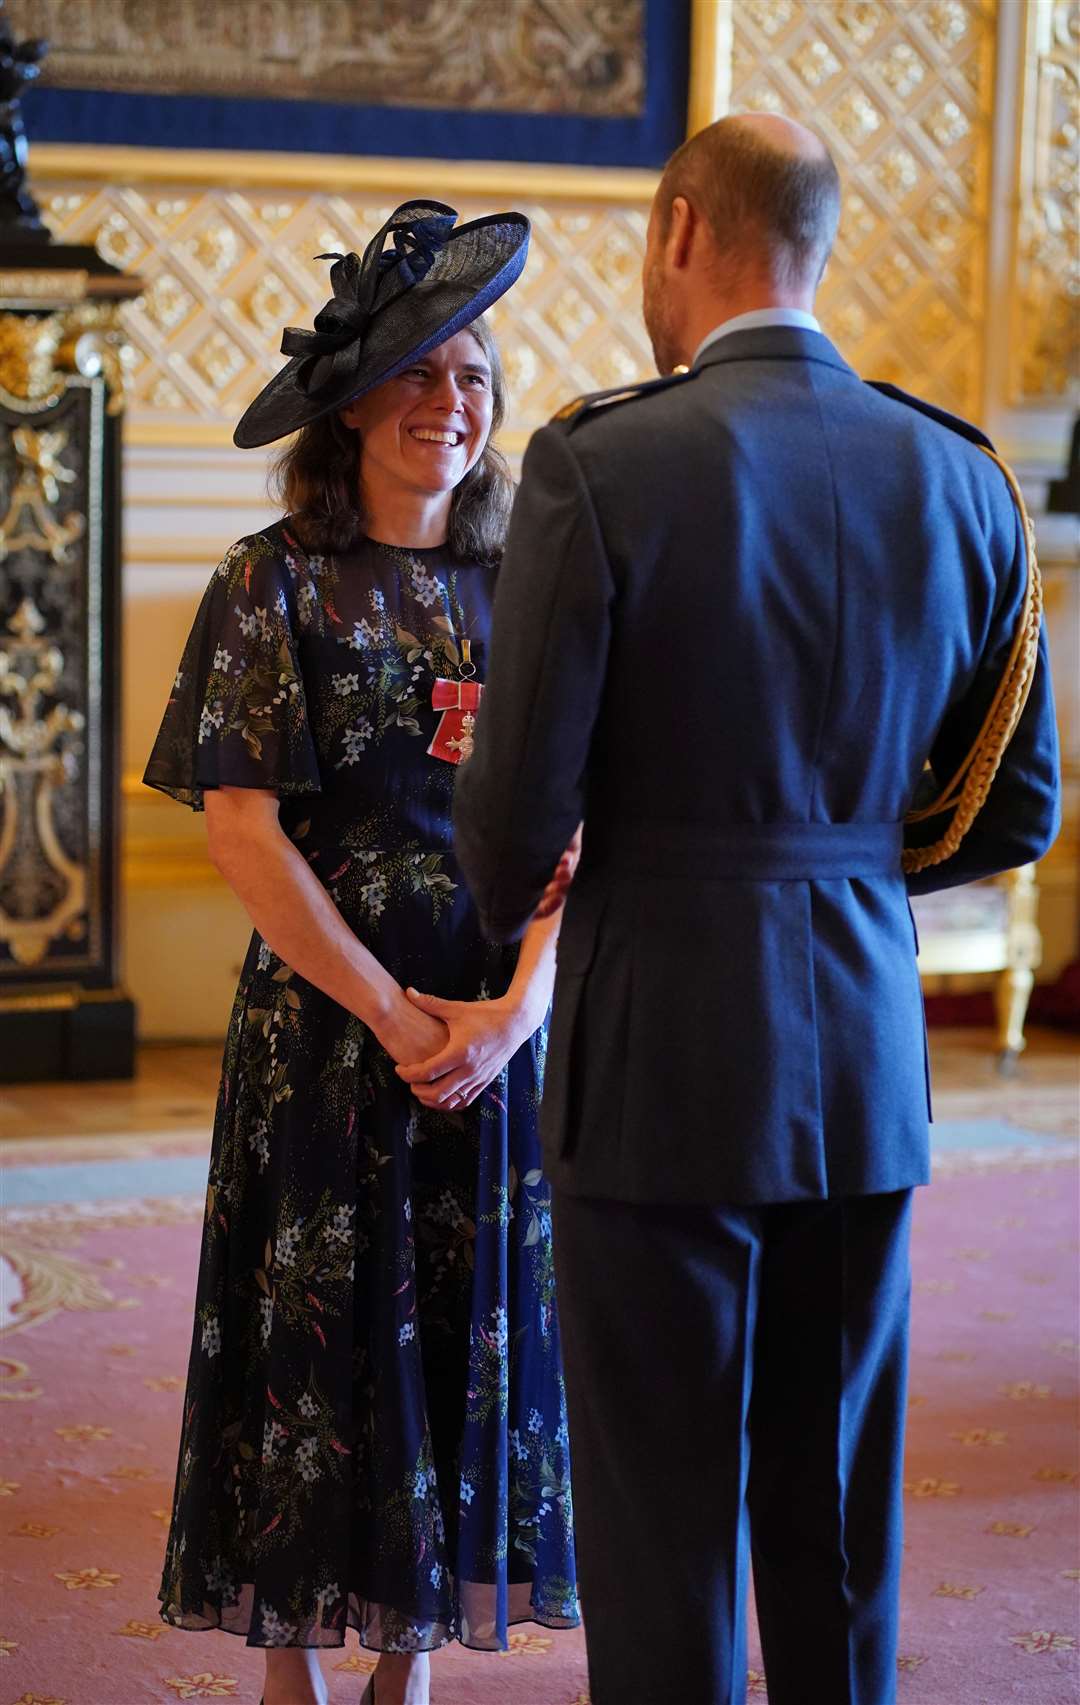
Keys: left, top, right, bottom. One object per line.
{"left": 0, "top": 252, "right": 139, "bottom": 1078}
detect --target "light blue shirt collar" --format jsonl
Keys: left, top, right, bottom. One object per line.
{"left": 693, "top": 308, "right": 822, "bottom": 366}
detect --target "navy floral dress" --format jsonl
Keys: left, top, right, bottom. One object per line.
{"left": 144, "top": 520, "right": 578, "bottom": 1652}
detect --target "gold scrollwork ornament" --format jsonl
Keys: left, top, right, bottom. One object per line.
{"left": 0, "top": 420, "right": 83, "bottom": 562}
{"left": 0, "top": 302, "right": 132, "bottom": 416}
{"left": 0, "top": 597, "right": 87, "bottom": 968}
{"left": 57, "top": 301, "right": 136, "bottom": 416}
{"left": 0, "top": 310, "right": 62, "bottom": 404}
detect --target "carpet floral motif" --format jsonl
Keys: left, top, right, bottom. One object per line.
{"left": 163, "top": 1679, "right": 240, "bottom": 1700}
{"left": 54, "top": 1567, "right": 121, "bottom": 1590}
{"left": 0, "top": 1355, "right": 42, "bottom": 1400}
{"left": 499, "top": 1632, "right": 554, "bottom": 1657}
{"left": 904, "top": 1476, "right": 960, "bottom": 1498}
{"left": 1009, "top": 1632, "right": 1076, "bottom": 1654}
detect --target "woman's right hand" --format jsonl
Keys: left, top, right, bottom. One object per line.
{"left": 371, "top": 988, "right": 450, "bottom": 1067}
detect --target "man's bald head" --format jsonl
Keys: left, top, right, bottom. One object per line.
{"left": 656, "top": 113, "right": 841, "bottom": 290}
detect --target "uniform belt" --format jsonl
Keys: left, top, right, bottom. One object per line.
{"left": 590, "top": 820, "right": 904, "bottom": 881}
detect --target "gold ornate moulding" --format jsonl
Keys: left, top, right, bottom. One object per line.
{"left": 0, "top": 267, "right": 87, "bottom": 302}
{"left": 0, "top": 266, "right": 139, "bottom": 304}
{"left": 0, "top": 295, "right": 136, "bottom": 418}
{"left": 30, "top": 143, "right": 661, "bottom": 203}
{"left": 0, "top": 596, "right": 87, "bottom": 967}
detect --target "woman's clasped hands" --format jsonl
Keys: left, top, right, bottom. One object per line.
{"left": 394, "top": 987, "right": 541, "bottom": 1111}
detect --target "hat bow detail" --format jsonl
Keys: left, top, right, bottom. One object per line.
{"left": 279, "top": 212, "right": 458, "bottom": 368}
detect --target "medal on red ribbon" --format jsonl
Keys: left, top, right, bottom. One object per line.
{"left": 429, "top": 638, "right": 483, "bottom": 765}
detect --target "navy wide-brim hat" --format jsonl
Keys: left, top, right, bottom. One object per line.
{"left": 233, "top": 199, "right": 531, "bottom": 449}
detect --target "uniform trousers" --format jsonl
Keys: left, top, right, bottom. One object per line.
{"left": 551, "top": 1187, "right": 914, "bottom": 1705}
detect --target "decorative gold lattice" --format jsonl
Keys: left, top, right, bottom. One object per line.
{"left": 38, "top": 182, "right": 655, "bottom": 444}
{"left": 730, "top": 0, "right": 996, "bottom": 417}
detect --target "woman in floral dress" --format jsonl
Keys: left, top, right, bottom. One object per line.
{"left": 144, "top": 203, "right": 578, "bottom": 1705}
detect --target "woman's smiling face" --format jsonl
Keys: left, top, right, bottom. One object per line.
{"left": 339, "top": 328, "right": 494, "bottom": 500}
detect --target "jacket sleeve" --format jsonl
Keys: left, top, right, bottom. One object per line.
{"left": 453, "top": 422, "right": 615, "bottom": 940}
{"left": 905, "top": 497, "right": 1061, "bottom": 896}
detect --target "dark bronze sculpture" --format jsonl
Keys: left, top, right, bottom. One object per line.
{"left": 0, "top": 10, "right": 49, "bottom": 243}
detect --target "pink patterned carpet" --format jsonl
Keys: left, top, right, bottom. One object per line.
{"left": 1, "top": 1151, "right": 1077, "bottom": 1704}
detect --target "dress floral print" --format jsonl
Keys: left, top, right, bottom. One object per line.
{"left": 144, "top": 521, "right": 579, "bottom": 1651}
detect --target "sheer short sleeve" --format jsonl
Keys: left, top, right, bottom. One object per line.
{"left": 143, "top": 529, "right": 322, "bottom": 810}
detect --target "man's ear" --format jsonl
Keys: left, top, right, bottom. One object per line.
{"left": 666, "top": 196, "right": 697, "bottom": 271}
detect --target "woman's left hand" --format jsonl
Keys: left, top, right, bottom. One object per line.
{"left": 394, "top": 988, "right": 541, "bottom": 1110}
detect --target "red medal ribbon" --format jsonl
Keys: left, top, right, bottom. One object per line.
{"left": 429, "top": 677, "right": 484, "bottom": 765}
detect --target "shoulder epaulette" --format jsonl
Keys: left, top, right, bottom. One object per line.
{"left": 549, "top": 367, "right": 696, "bottom": 431}
{"left": 867, "top": 380, "right": 994, "bottom": 452}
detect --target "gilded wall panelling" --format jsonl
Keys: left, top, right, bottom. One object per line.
{"left": 729, "top": 0, "right": 996, "bottom": 419}
{"left": 1010, "top": 0, "right": 1080, "bottom": 404}
{"left": 33, "top": 158, "right": 659, "bottom": 448}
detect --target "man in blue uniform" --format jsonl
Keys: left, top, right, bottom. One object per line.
{"left": 449, "top": 115, "right": 1060, "bottom": 1704}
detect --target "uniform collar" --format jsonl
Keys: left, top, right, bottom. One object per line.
{"left": 694, "top": 323, "right": 857, "bottom": 379}
{"left": 692, "top": 308, "right": 821, "bottom": 365}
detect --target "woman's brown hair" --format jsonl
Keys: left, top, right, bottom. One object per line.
{"left": 269, "top": 315, "right": 513, "bottom": 565}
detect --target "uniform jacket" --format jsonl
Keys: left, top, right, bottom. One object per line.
{"left": 453, "top": 327, "right": 1060, "bottom": 1205}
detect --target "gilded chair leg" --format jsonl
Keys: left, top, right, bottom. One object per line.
{"left": 995, "top": 962, "right": 1034, "bottom": 1060}
{"left": 997, "top": 863, "right": 1042, "bottom": 1068}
